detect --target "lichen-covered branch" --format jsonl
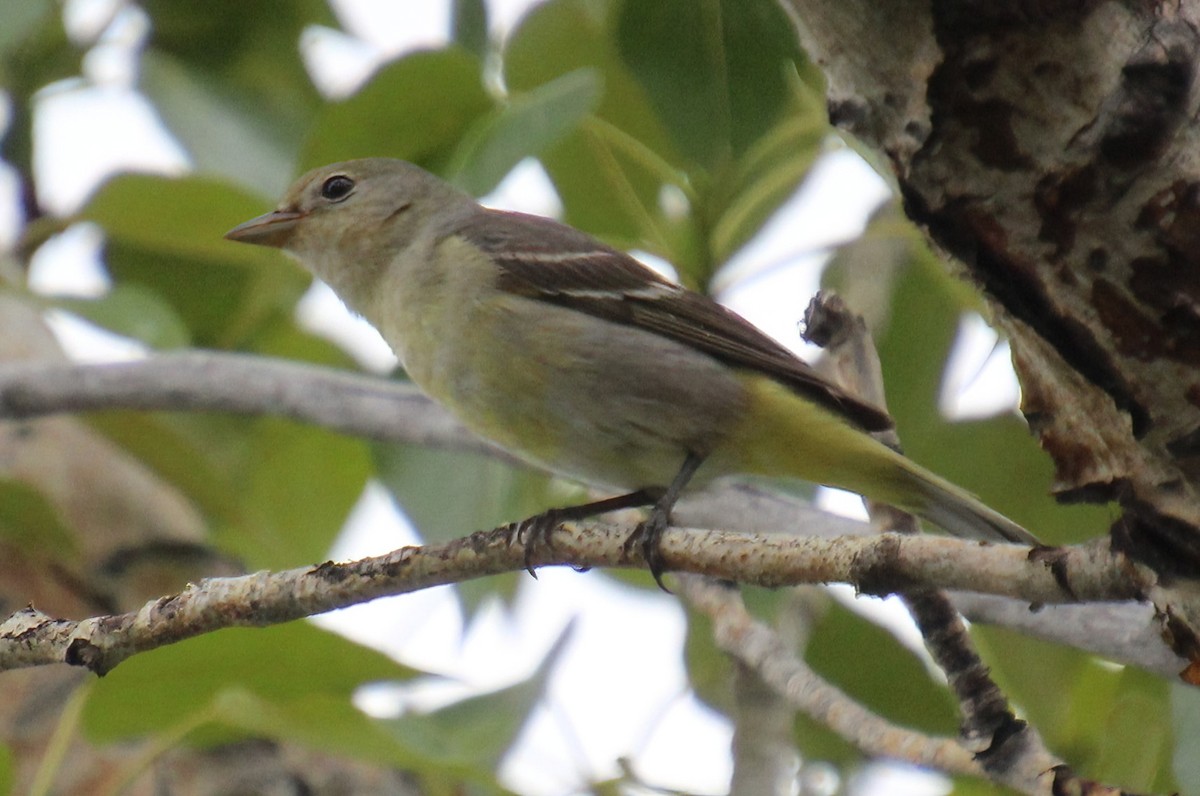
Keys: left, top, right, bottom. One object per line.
{"left": 0, "top": 521, "right": 1160, "bottom": 676}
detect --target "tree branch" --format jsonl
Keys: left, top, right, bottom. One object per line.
{"left": 677, "top": 574, "right": 1141, "bottom": 796}
{"left": 0, "top": 522, "right": 1158, "bottom": 676}
{"left": 783, "top": 0, "right": 1200, "bottom": 573}
{"left": 683, "top": 284, "right": 1152, "bottom": 796}
{"left": 804, "top": 291, "right": 1057, "bottom": 783}
{"left": 0, "top": 352, "right": 489, "bottom": 454}
{"left": 677, "top": 575, "right": 985, "bottom": 779}
{"left": 0, "top": 353, "right": 1188, "bottom": 675}
{"left": 951, "top": 594, "right": 1179, "bottom": 674}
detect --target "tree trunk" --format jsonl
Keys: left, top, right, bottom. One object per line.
{"left": 782, "top": 1, "right": 1200, "bottom": 583}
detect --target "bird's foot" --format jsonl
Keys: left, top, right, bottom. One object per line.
{"left": 505, "top": 509, "right": 565, "bottom": 578}
{"left": 623, "top": 503, "right": 672, "bottom": 592}
{"left": 507, "top": 490, "right": 661, "bottom": 580}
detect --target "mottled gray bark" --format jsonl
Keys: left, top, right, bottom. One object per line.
{"left": 783, "top": 0, "right": 1200, "bottom": 584}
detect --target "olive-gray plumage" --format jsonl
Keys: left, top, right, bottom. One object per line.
{"left": 225, "top": 158, "right": 1037, "bottom": 547}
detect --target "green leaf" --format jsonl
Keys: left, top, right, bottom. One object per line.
{"left": 614, "top": 0, "right": 807, "bottom": 167}
{"left": 373, "top": 444, "right": 571, "bottom": 547}
{"left": 100, "top": 243, "right": 300, "bottom": 351}
{"left": 0, "top": 478, "right": 77, "bottom": 560}
{"left": 88, "top": 410, "right": 370, "bottom": 570}
{"left": 372, "top": 442, "right": 575, "bottom": 611}
{"left": 792, "top": 708, "right": 860, "bottom": 768}
{"left": 0, "top": 2, "right": 79, "bottom": 175}
{"left": 84, "top": 638, "right": 467, "bottom": 782}
{"left": 387, "top": 623, "right": 572, "bottom": 770}
{"left": 502, "top": 0, "right": 823, "bottom": 289}
{"left": 138, "top": 0, "right": 329, "bottom": 193}
{"left": 505, "top": 0, "right": 680, "bottom": 168}
{"left": 797, "top": 601, "right": 958, "bottom": 764}
{"left": 706, "top": 105, "right": 826, "bottom": 267}
{"left": 452, "top": 0, "right": 490, "bottom": 60}
{"left": 824, "top": 217, "right": 1111, "bottom": 543}
{"left": 83, "top": 621, "right": 422, "bottom": 743}
{"left": 302, "top": 48, "right": 494, "bottom": 173}
{"left": 975, "top": 628, "right": 1122, "bottom": 763}
{"left": 214, "top": 688, "right": 427, "bottom": 766}
{"left": 81, "top": 173, "right": 311, "bottom": 349}
{"left": 1172, "top": 682, "right": 1200, "bottom": 793}
{"left": 83, "top": 625, "right": 568, "bottom": 793}
{"left": 50, "top": 283, "right": 191, "bottom": 349}
{"left": 886, "top": 249, "right": 1110, "bottom": 544}
{"left": 247, "top": 311, "right": 362, "bottom": 370}
{"left": 682, "top": 596, "right": 737, "bottom": 715}
{"left": 447, "top": 67, "right": 602, "bottom": 196}
{"left": 1088, "top": 668, "right": 1173, "bottom": 791}
{"left": 86, "top": 412, "right": 242, "bottom": 528}
{"left": 0, "top": 3, "right": 53, "bottom": 64}
{"left": 81, "top": 171, "right": 284, "bottom": 266}
{"left": 212, "top": 417, "right": 372, "bottom": 570}
{"left": 198, "top": 690, "right": 510, "bottom": 791}
{"left": 141, "top": 0, "right": 335, "bottom": 83}
{"left": 140, "top": 51, "right": 297, "bottom": 198}
{"left": 503, "top": 0, "right": 685, "bottom": 249}
{"left": 979, "top": 626, "right": 1178, "bottom": 792}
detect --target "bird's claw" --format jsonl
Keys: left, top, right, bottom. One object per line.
{"left": 507, "top": 509, "right": 563, "bottom": 578}
{"left": 624, "top": 505, "right": 672, "bottom": 593}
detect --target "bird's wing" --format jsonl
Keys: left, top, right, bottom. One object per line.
{"left": 449, "top": 209, "right": 894, "bottom": 433}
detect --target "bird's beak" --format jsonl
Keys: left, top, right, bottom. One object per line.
{"left": 224, "top": 209, "right": 306, "bottom": 248}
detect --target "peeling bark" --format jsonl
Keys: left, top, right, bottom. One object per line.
{"left": 784, "top": 0, "right": 1200, "bottom": 567}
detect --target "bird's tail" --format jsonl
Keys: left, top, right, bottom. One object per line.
{"left": 896, "top": 462, "right": 1039, "bottom": 545}
{"left": 734, "top": 378, "right": 1040, "bottom": 545}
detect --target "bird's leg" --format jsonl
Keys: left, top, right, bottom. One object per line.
{"left": 509, "top": 490, "right": 657, "bottom": 577}
{"left": 623, "top": 452, "right": 705, "bottom": 591}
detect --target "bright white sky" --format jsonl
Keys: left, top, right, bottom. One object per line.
{"left": 9, "top": 2, "right": 1023, "bottom": 794}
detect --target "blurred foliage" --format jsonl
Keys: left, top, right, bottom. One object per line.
{"left": 385, "top": 623, "right": 572, "bottom": 783}
{"left": 372, "top": 440, "right": 578, "bottom": 612}
{"left": 301, "top": 48, "right": 493, "bottom": 176}
{"left": 799, "top": 600, "right": 959, "bottom": 761}
{"left": 0, "top": 0, "right": 1167, "bottom": 794}
{"left": 83, "top": 622, "right": 423, "bottom": 745}
{"left": 976, "top": 626, "right": 1178, "bottom": 793}
{"left": 0, "top": 478, "right": 78, "bottom": 561}
{"left": 825, "top": 212, "right": 1111, "bottom": 545}
{"left": 0, "top": 2, "right": 78, "bottom": 193}
{"left": 139, "top": 0, "right": 334, "bottom": 196}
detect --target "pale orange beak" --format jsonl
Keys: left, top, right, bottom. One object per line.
{"left": 224, "top": 209, "right": 306, "bottom": 248}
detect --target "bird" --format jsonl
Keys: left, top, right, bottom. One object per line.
{"left": 225, "top": 157, "right": 1037, "bottom": 587}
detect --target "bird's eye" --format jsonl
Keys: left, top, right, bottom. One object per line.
{"left": 320, "top": 175, "right": 355, "bottom": 202}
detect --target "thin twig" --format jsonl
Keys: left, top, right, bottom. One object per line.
{"left": 680, "top": 575, "right": 1139, "bottom": 795}
{"left": 803, "top": 292, "right": 1058, "bottom": 790}
{"left": 677, "top": 576, "right": 984, "bottom": 777}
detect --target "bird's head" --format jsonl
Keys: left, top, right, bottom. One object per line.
{"left": 225, "top": 158, "right": 473, "bottom": 314}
